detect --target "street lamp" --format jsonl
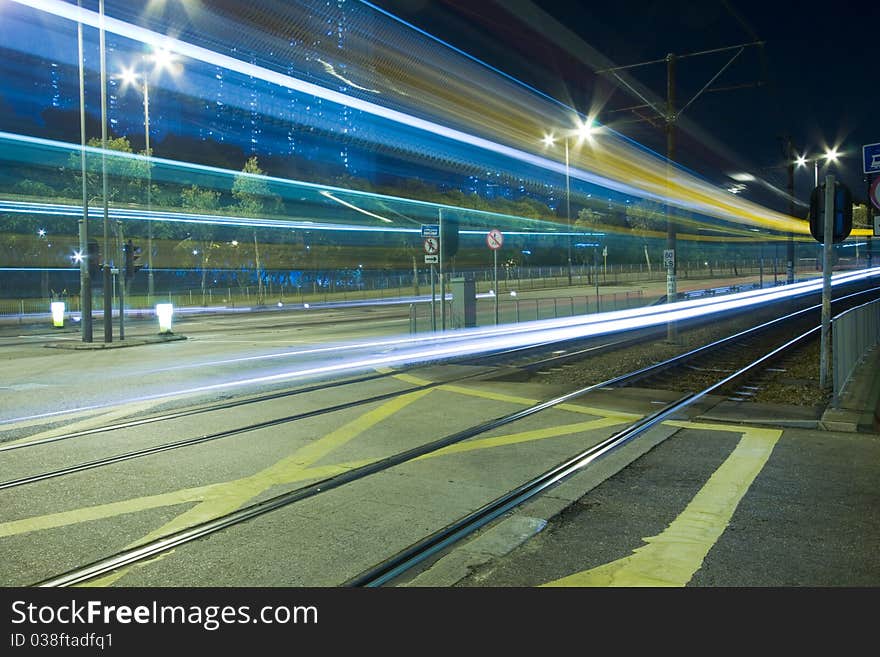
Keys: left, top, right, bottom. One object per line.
{"left": 795, "top": 148, "right": 841, "bottom": 188}
{"left": 542, "top": 117, "right": 597, "bottom": 286}
{"left": 119, "top": 49, "right": 180, "bottom": 303}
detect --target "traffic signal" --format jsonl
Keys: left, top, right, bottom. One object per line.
{"left": 442, "top": 215, "right": 459, "bottom": 258}
{"left": 809, "top": 181, "right": 852, "bottom": 244}
{"left": 87, "top": 240, "right": 100, "bottom": 280}
{"left": 124, "top": 239, "right": 142, "bottom": 281}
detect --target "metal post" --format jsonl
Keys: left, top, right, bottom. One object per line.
{"left": 439, "top": 209, "right": 445, "bottom": 331}
{"left": 819, "top": 174, "right": 835, "bottom": 390}
{"left": 565, "top": 138, "right": 572, "bottom": 286}
{"left": 412, "top": 255, "right": 419, "bottom": 296}
{"left": 759, "top": 243, "right": 764, "bottom": 288}
{"left": 77, "top": 0, "right": 92, "bottom": 343}
{"left": 786, "top": 136, "right": 796, "bottom": 284}
{"left": 430, "top": 264, "right": 436, "bottom": 332}
{"left": 493, "top": 248, "right": 499, "bottom": 325}
{"left": 868, "top": 175, "right": 874, "bottom": 270}
{"left": 144, "top": 76, "right": 154, "bottom": 302}
{"left": 666, "top": 52, "right": 678, "bottom": 343}
{"left": 254, "top": 231, "right": 263, "bottom": 304}
{"left": 118, "top": 221, "right": 125, "bottom": 340}
{"left": 99, "top": 0, "right": 112, "bottom": 343}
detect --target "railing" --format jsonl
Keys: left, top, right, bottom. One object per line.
{"left": 408, "top": 290, "right": 645, "bottom": 332}
{"left": 0, "top": 261, "right": 773, "bottom": 320}
{"left": 832, "top": 298, "right": 880, "bottom": 407}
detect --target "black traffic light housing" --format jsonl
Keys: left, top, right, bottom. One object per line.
{"left": 442, "top": 215, "right": 459, "bottom": 258}
{"left": 124, "top": 239, "right": 143, "bottom": 281}
{"left": 87, "top": 240, "right": 100, "bottom": 279}
{"left": 809, "top": 181, "right": 852, "bottom": 244}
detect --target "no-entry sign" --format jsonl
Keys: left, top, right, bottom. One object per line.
{"left": 486, "top": 228, "right": 503, "bottom": 250}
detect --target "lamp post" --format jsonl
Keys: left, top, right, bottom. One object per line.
{"left": 795, "top": 148, "right": 839, "bottom": 190}
{"left": 76, "top": 0, "right": 92, "bottom": 342}
{"left": 795, "top": 147, "right": 841, "bottom": 271}
{"left": 542, "top": 118, "right": 596, "bottom": 287}
{"left": 120, "top": 49, "right": 178, "bottom": 305}
{"left": 99, "top": 0, "right": 112, "bottom": 343}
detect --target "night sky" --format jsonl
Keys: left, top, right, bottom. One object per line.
{"left": 371, "top": 0, "right": 880, "bottom": 213}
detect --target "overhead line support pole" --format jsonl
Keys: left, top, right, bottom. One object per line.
{"left": 666, "top": 52, "right": 677, "bottom": 343}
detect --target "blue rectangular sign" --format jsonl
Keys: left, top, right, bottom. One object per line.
{"left": 421, "top": 224, "right": 440, "bottom": 237}
{"left": 864, "top": 143, "right": 880, "bottom": 174}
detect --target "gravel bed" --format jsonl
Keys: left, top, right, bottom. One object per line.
{"left": 523, "top": 310, "right": 831, "bottom": 408}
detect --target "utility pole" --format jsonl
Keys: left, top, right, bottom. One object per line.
{"left": 665, "top": 53, "right": 677, "bottom": 343}
{"left": 597, "top": 40, "right": 763, "bottom": 343}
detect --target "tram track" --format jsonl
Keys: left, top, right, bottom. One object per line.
{"left": 0, "top": 283, "right": 832, "bottom": 492}
{"left": 27, "top": 282, "right": 879, "bottom": 587}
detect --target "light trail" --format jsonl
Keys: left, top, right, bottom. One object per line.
{"left": 0, "top": 196, "right": 592, "bottom": 238}
{"left": 7, "top": 0, "right": 817, "bottom": 235}
{"left": 2, "top": 267, "right": 876, "bottom": 425}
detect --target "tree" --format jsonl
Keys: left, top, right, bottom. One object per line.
{"left": 232, "top": 158, "right": 282, "bottom": 302}
{"left": 64, "top": 136, "right": 148, "bottom": 204}
{"left": 626, "top": 200, "right": 666, "bottom": 273}
{"left": 180, "top": 185, "right": 222, "bottom": 300}
{"left": 232, "top": 156, "right": 280, "bottom": 217}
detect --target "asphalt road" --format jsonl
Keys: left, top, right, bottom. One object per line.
{"left": 450, "top": 422, "right": 880, "bottom": 587}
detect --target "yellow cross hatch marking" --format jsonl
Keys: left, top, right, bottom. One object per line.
{"left": 541, "top": 422, "right": 782, "bottom": 587}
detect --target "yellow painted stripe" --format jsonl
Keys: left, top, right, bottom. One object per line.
{"left": 392, "top": 372, "right": 433, "bottom": 386}
{"left": 0, "top": 400, "right": 161, "bottom": 448}
{"left": 413, "top": 416, "right": 627, "bottom": 461}
{"left": 127, "top": 388, "right": 433, "bottom": 543}
{"left": 395, "top": 372, "right": 642, "bottom": 420}
{"left": 542, "top": 421, "right": 782, "bottom": 587}
{"left": 77, "top": 389, "right": 433, "bottom": 586}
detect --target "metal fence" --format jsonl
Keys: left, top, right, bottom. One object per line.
{"left": 408, "top": 290, "right": 645, "bottom": 333}
{"left": 832, "top": 298, "right": 880, "bottom": 406}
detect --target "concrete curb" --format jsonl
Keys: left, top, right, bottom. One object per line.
{"left": 44, "top": 334, "right": 187, "bottom": 350}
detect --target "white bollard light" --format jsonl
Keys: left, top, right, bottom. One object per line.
{"left": 156, "top": 303, "right": 174, "bottom": 334}
{"left": 50, "top": 301, "right": 65, "bottom": 328}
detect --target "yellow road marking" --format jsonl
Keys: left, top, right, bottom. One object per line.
{"left": 394, "top": 372, "right": 641, "bottom": 420}
{"left": 413, "top": 416, "right": 627, "bottom": 461}
{"left": 80, "top": 389, "right": 433, "bottom": 586}
{"left": 0, "top": 400, "right": 161, "bottom": 448}
{"left": 542, "top": 421, "right": 782, "bottom": 587}
{"left": 0, "top": 370, "right": 649, "bottom": 586}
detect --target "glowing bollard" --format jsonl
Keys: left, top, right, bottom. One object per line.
{"left": 50, "top": 301, "right": 65, "bottom": 328}
{"left": 156, "top": 303, "right": 174, "bottom": 334}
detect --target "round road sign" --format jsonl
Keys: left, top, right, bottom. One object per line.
{"left": 424, "top": 237, "right": 439, "bottom": 255}
{"left": 871, "top": 177, "right": 880, "bottom": 212}
{"left": 487, "top": 228, "right": 503, "bottom": 250}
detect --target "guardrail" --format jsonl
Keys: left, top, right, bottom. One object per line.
{"left": 832, "top": 298, "right": 880, "bottom": 407}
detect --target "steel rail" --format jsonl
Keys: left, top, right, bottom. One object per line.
{"left": 32, "top": 287, "right": 860, "bottom": 587}
{"left": 0, "top": 328, "right": 634, "bottom": 455}
{"left": 0, "top": 334, "right": 644, "bottom": 490}
{"left": 345, "top": 323, "right": 820, "bottom": 587}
